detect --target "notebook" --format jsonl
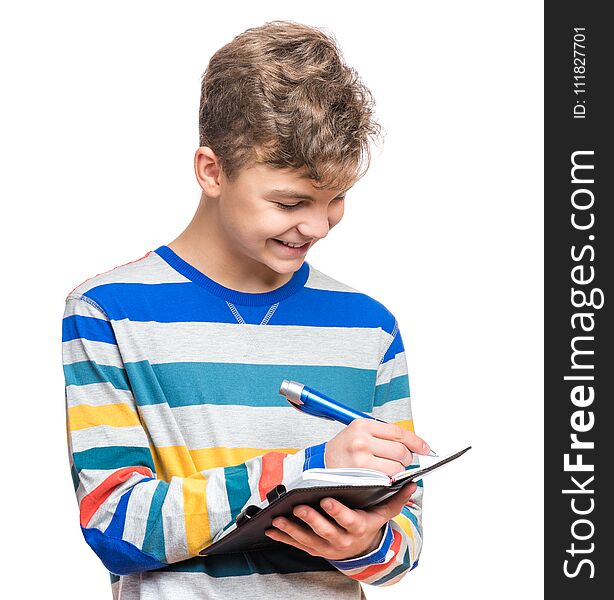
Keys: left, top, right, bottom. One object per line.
{"left": 198, "top": 445, "right": 471, "bottom": 556}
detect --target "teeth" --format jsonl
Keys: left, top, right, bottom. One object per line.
{"left": 280, "top": 240, "right": 306, "bottom": 248}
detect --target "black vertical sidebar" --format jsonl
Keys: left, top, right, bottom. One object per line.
{"left": 545, "top": 2, "right": 613, "bottom": 598}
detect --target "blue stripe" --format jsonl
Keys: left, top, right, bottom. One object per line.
{"left": 382, "top": 330, "right": 405, "bottom": 364}
{"left": 72, "top": 446, "right": 155, "bottom": 473}
{"left": 125, "top": 361, "right": 375, "bottom": 409}
{"left": 153, "top": 545, "right": 336, "bottom": 576}
{"left": 373, "top": 373, "right": 410, "bottom": 406}
{"left": 143, "top": 481, "right": 168, "bottom": 561}
{"left": 82, "top": 526, "right": 166, "bottom": 575}
{"left": 63, "top": 360, "right": 130, "bottom": 390}
{"left": 82, "top": 282, "right": 396, "bottom": 330}
{"left": 62, "top": 314, "right": 116, "bottom": 344}
{"left": 304, "top": 442, "right": 327, "bottom": 470}
{"left": 104, "top": 486, "right": 137, "bottom": 538}
{"left": 224, "top": 464, "right": 252, "bottom": 523}
{"left": 328, "top": 522, "right": 394, "bottom": 569}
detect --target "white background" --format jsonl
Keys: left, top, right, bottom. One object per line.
{"left": 0, "top": 1, "right": 543, "bottom": 598}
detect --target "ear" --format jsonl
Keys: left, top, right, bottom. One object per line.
{"left": 194, "top": 146, "right": 222, "bottom": 197}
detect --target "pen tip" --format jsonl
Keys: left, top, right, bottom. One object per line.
{"left": 427, "top": 450, "right": 438, "bottom": 457}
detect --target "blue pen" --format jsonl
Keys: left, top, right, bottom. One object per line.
{"left": 279, "top": 379, "right": 438, "bottom": 457}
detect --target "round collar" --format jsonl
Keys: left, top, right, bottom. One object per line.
{"left": 154, "top": 245, "right": 310, "bottom": 306}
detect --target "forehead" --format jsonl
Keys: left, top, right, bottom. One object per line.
{"left": 243, "top": 162, "right": 348, "bottom": 197}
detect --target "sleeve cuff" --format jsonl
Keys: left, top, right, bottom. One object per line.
{"left": 303, "top": 441, "right": 327, "bottom": 471}
{"left": 327, "top": 521, "right": 394, "bottom": 569}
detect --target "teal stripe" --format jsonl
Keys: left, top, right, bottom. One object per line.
{"left": 64, "top": 360, "right": 130, "bottom": 391}
{"left": 224, "top": 464, "right": 251, "bottom": 523}
{"left": 142, "top": 481, "right": 168, "bottom": 561}
{"left": 70, "top": 462, "right": 80, "bottom": 491}
{"left": 125, "top": 361, "right": 375, "bottom": 410}
{"left": 372, "top": 546, "right": 411, "bottom": 585}
{"left": 154, "top": 545, "right": 336, "bottom": 576}
{"left": 401, "top": 505, "right": 421, "bottom": 532}
{"left": 72, "top": 446, "right": 155, "bottom": 473}
{"left": 373, "top": 373, "right": 410, "bottom": 407}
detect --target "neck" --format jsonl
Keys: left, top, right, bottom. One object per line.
{"left": 167, "top": 195, "right": 294, "bottom": 293}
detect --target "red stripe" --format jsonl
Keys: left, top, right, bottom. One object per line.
{"left": 80, "top": 466, "right": 153, "bottom": 527}
{"left": 258, "top": 452, "right": 288, "bottom": 501}
{"left": 350, "top": 527, "right": 403, "bottom": 581}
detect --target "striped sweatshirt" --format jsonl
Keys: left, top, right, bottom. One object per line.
{"left": 61, "top": 245, "right": 423, "bottom": 599}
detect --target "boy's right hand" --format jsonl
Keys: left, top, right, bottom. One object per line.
{"left": 324, "top": 418, "right": 431, "bottom": 477}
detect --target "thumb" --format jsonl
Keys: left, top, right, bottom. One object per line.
{"left": 369, "top": 482, "right": 417, "bottom": 521}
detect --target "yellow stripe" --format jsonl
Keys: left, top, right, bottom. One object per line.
{"left": 395, "top": 419, "right": 414, "bottom": 433}
{"left": 182, "top": 473, "right": 210, "bottom": 556}
{"left": 67, "top": 403, "right": 140, "bottom": 430}
{"left": 392, "top": 514, "right": 416, "bottom": 563}
{"left": 150, "top": 446, "right": 299, "bottom": 481}
{"left": 190, "top": 446, "right": 298, "bottom": 471}
{"left": 393, "top": 512, "right": 415, "bottom": 544}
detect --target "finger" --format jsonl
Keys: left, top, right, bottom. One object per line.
{"left": 319, "top": 497, "right": 368, "bottom": 536}
{"left": 365, "top": 455, "right": 408, "bottom": 478}
{"left": 291, "top": 504, "right": 343, "bottom": 541}
{"left": 369, "top": 421, "right": 432, "bottom": 456}
{"left": 368, "top": 437, "right": 414, "bottom": 468}
{"left": 269, "top": 516, "right": 329, "bottom": 548}
{"left": 264, "top": 527, "right": 316, "bottom": 554}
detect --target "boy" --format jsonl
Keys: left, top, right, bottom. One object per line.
{"left": 62, "top": 20, "right": 431, "bottom": 599}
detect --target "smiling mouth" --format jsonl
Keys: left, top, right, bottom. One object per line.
{"left": 273, "top": 239, "right": 311, "bottom": 248}
{"left": 272, "top": 239, "right": 312, "bottom": 253}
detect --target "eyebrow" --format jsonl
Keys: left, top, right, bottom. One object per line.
{"left": 267, "top": 188, "right": 346, "bottom": 201}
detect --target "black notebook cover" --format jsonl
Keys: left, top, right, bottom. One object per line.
{"left": 199, "top": 446, "right": 471, "bottom": 556}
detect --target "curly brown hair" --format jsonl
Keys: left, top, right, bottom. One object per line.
{"left": 198, "top": 20, "right": 383, "bottom": 192}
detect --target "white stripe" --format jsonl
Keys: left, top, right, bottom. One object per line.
{"left": 141, "top": 403, "right": 343, "bottom": 449}
{"left": 305, "top": 266, "right": 360, "bottom": 293}
{"left": 65, "top": 382, "right": 135, "bottom": 409}
{"left": 371, "top": 396, "right": 413, "bottom": 424}
{"left": 203, "top": 470, "right": 233, "bottom": 538}
{"left": 70, "top": 425, "right": 150, "bottom": 453}
{"left": 376, "top": 350, "right": 408, "bottom": 385}
{"left": 69, "top": 252, "right": 186, "bottom": 297}
{"left": 112, "top": 320, "right": 382, "bottom": 369}
{"left": 62, "top": 337, "right": 124, "bottom": 369}
{"left": 161, "top": 477, "right": 189, "bottom": 563}
{"left": 122, "top": 480, "right": 156, "bottom": 549}
{"left": 110, "top": 570, "right": 361, "bottom": 599}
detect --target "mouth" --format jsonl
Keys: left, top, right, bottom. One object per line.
{"left": 272, "top": 238, "right": 312, "bottom": 255}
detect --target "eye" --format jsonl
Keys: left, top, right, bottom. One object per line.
{"left": 275, "top": 202, "right": 301, "bottom": 210}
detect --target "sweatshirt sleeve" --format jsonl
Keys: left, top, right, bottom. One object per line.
{"left": 62, "top": 294, "right": 327, "bottom": 576}
{"left": 326, "top": 318, "right": 423, "bottom": 586}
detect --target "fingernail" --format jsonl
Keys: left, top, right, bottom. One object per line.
{"left": 422, "top": 442, "right": 431, "bottom": 455}
{"left": 323, "top": 500, "right": 333, "bottom": 510}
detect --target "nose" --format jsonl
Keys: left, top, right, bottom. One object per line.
{"left": 297, "top": 206, "right": 332, "bottom": 240}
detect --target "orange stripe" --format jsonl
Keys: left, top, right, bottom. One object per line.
{"left": 258, "top": 452, "right": 288, "bottom": 501}
{"left": 79, "top": 466, "right": 153, "bottom": 527}
{"left": 351, "top": 527, "right": 403, "bottom": 580}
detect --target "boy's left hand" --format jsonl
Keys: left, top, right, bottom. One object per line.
{"left": 263, "top": 481, "right": 417, "bottom": 560}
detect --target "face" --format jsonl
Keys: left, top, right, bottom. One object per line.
{"left": 215, "top": 161, "right": 347, "bottom": 276}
